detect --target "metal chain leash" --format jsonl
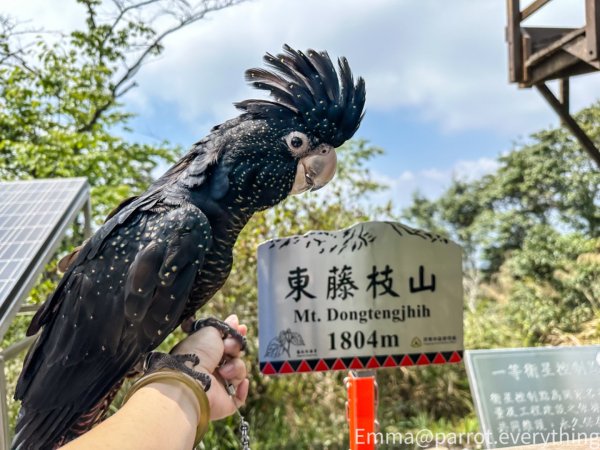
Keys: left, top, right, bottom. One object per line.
{"left": 192, "top": 381, "right": 250, "bottom": 450}
{"left": 238, "top": 415, "right": 250, "bottom": 450}
{"left": 225, "top": 382, "right": 250, "bottom": 450}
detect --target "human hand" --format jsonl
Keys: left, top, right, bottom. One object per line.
{"left": 170, "top": 314, "right": 249, "bottom": 420}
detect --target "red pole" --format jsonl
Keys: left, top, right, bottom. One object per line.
{"left": 346, "top": 370, "right": 378, "bottom": 449}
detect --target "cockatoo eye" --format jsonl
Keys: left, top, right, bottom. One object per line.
{"left": 285, "top": 131, "right": 309, "bottom": 156}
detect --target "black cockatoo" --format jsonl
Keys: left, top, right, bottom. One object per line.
{"left": 12, "top": 45, "right": 365, "bottom": 449}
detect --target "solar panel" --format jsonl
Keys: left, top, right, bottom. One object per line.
{"left": 0, "top": 178, "right": 90, "bottom": 340}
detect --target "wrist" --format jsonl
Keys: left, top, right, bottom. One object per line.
{"left": 124, "top": 370, "right": 212, "bottom": 447}
{"left": 143, "top": 380, "right": 201, "bottom": 424}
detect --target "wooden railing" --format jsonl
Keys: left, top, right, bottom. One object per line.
{"left": 506, "top": 0, "right": 600, "bottom": 168}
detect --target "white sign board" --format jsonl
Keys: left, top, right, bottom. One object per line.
{"left": 258, "top": 221, "right": 464, "bottom": 375}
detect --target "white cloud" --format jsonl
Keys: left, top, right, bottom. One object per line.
{"left": 4, "top": 0, "right": 85, "bottom": 32}
{"left": 397, "top": 170, "right": 415, "bottom": 182}
{"left": 372, "top": 157, "right": 500, "bottom": 210}
{"left": 125, "top": 0, "right": 599, "bottom": 138}
{"left": 453, "top": 158, "right": 500, "bottom": 181}
{"left": 4, "top": 0, "right": 599, "bottom": 139}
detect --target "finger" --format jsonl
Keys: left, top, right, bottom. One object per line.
{"left": 219, "top": 357, "right": 247, "bottom": 382}
{"left": 235, "top": 378, "right": 249, "bottom": 406}
{"left": 223, "top": 334, "right": 244, "bottom": 357}
{"left": 224, "top": 314, "right": 239, "bottom": 329}
{"left": 223, "top": 314, "right": 247, "bottom": 337}
{"left": 193, "top": 324, "right": 225, "bottom": 345}
{"left": 218, "top": 358, "right": 247, "bottom": 385}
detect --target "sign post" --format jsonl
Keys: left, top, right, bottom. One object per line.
{"left": 257, "top": 221, "right": 464, "bottom": 442}
{"left": 346, "top": 370, "right": 378, "bottom": 450}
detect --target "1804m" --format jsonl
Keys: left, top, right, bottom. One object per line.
{"left": 328, "top": 330, "right": 399, "bottom": 350}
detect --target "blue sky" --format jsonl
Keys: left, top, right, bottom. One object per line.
{"left": 5, "top": 0, "right": 599, "bottom": 209}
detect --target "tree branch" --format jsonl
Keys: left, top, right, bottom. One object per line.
{"left": 0, "top": 46, "right": 39, "bottom": 76}
{"left": 113, "top": 0, "right": 244, "bottom": 98}
{"left": 101, "top": 0, "right": 163, "bottom": 50}
{"left": 77, "top": 0, "right": 245, "bottom": 133}
{"left": 84, "top": 1, "right": 97, "bottom": 30}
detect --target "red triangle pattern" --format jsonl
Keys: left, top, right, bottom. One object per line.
{"left": 261, "top": 362, "right": 276, "bottom": 375}
{"left": 416, "top": 354, "right": 430, "bottom": 365}
{"left": 366, "top": 357, "right": 380, "bottom": 369}
{"left": 296, "top": 360, "right": 312, "bottom": 373}
{"left": 449, "top": 351, "right": 462, "bottom": 363}
{"left": 331, "top": 359, "right": 347, "bottom": 370}
{"left": 383, "top": 356, "right": 397, "bottom": 367}
{"left": 399, "top": 355, "right": 414, "bottom": 366}
{"left": 432, "top": 353, "right": 446, "bottom": 364}
{"left": 279, "top": 361, "right": 294, "bottom": 374}
{"left": 262, "top": 352, "right": 462, "bottom": 374}
{"left": 314, "top": 359, "right": 330, "bottom": 371}
{"left": 349, "top": 358, "right": 364, "bottom": 369}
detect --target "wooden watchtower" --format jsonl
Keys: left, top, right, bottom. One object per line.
{"left": 506, "top": 0, "right": 600, "bottom": 167}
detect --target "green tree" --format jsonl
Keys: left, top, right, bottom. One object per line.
{"left": 404, "top": 104, "right": 600, "bottom": 277}
{"left": 0, "top": 0, "right": 244, "bottom": 218}
{"left": 402, "top": 103, "right": 600, "bottom": 346}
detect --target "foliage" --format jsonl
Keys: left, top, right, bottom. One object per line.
{"left": 405, "top": 106, "right": 600, "bottom": 277}
{"left": 0, "top": 0, "right": 244, "bottom": 219}
{"left": 396, "top": 105, "right": 600, "bottom": 449}
{"left": 403, "top": 103, "right": 600, "bottom": 349}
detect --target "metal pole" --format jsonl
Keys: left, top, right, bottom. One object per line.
{"left": 535, "top": 82, "right": 600, "bottom": 168}
{"left": 0, "top": 356, "right": 10, "bottom": 450}
{"left": 0, "top": 335, "right": 37, "bottom": 450}
{"left": 1, "top": 336, "right": 37, "bottom": 361}
{"left": 83, "top": 199, "right": 93, "bottom": 239}
{"left": 17, "top": 304, "right": 40, "bottom": 315}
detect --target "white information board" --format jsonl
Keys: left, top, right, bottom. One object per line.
{"left": 258, "top": 221, "right": 464, "bottom": 375}
{"left": 466, "top": 346, "right": 600, "bottom": 448}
